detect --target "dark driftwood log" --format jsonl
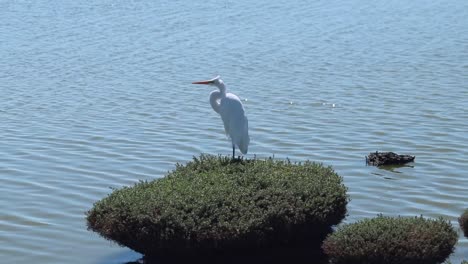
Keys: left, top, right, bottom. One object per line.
{"left": 366, "top": 151, "right": 415, "bottom": 166}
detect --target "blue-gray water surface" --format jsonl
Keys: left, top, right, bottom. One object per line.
{"left": 1, "top": 0, "right": 467, "bottom": 263}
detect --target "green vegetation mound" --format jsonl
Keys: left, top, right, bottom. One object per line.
{"left": 322, "top": 215, "right": 458, "bottom": 264}
{"left": 86, "top": 155, "right": 348, "bottom": 257}
{"left": 459, "top": 209, "right": 468, "bottom": 237}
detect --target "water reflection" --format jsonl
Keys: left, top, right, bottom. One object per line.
{"left": 97, "top": 251, "right": 141, "bottom": 264}
{"left": 377, "top": 163, "right": 415, "bottom": 173}
{"left": 122, "top": 249, "right": 328, "bottom": 264}
{"left": 99, "top": 243, "right": 329, "bottom": 264}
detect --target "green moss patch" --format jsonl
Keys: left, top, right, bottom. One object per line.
{"left": 87, "top": 155, "right": 348, "bottom": 257}
{"left": 322, "top": 215, "right": 458, "bottom": 264}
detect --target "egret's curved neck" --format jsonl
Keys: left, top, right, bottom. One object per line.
{"left": 209, "top": 90, "right": 223, "bottom": 114}
{"left": 215, "top": 81, "right": 226, "bottom": 94}
{"left": 209, "top": 83, "right": 226, "bottom": 114}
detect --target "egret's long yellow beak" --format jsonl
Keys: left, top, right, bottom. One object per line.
{"left": 192, "top": 80, "right": 213, "bottom": 85}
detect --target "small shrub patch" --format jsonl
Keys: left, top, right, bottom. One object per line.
{"left": 459, "top": 209, "right": 468, "bottom": 237}
{"left": 322, "top": 215, "right": 458, "bottom": 264}
{"left": 87, "top": 155, "right": 348, "bottom": 258}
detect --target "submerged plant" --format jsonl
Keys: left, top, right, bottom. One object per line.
{"left": 459, "top": 209, "right": 468, "bottom": 237}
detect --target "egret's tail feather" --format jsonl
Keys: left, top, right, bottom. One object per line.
{"left": 238, "top": 136, "right": 249, "bottom": 154}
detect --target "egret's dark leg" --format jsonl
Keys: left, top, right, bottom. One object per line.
{"left": 232, "top": 145, "right": 235, "bottom": 160}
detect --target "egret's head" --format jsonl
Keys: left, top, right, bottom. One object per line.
{"left": 192, "top": 75, "right": 224, "bottom": 87}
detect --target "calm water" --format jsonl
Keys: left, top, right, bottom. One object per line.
{"left": 1, "top": 0, "right": 467, "bottom": 263}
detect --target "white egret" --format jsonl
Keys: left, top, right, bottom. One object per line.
{"left": 192, "top": 75, "right": 250, "bottom": 159}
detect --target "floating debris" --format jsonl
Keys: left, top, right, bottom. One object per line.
{"left": 366, "top": 151, "right": 415, "bottom": 166}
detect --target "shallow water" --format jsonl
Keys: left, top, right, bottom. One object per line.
{"left": 1, "top": 0, "right": 467, "bottom": 263}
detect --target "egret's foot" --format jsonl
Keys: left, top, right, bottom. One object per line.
{"left": 230, "top": 156, "right": 244, "bottom": 163}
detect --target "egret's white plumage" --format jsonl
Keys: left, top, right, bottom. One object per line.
{"left": 192, "top": 76, "right": 249, "bottom": 158}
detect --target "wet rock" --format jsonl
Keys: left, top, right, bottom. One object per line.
{"left": 366, "top": 151, "right": 415, "bottom": 166}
